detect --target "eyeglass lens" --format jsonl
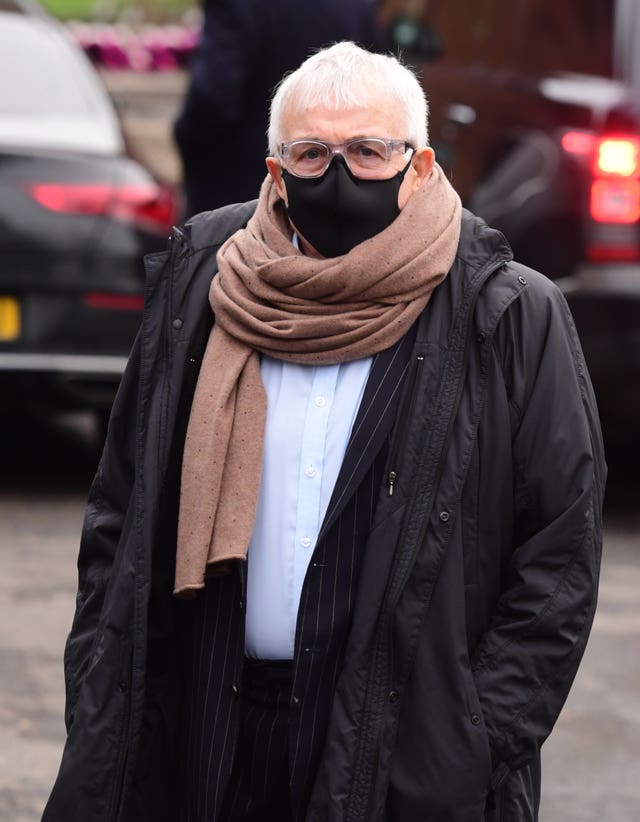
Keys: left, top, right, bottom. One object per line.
{"left": 287, "top": 139, "right": 395, "bottom": 177}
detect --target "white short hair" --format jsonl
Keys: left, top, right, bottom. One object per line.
{"left": 268, "top": 41, "right": 429, "bottom": 156}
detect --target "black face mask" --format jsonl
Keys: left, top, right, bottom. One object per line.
{"left": 282, "top": 155, "right": 412, "bottom": 258}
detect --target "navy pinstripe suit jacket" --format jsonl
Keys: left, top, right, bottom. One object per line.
{"left": 179, "top": 326, "right": 417, "bottom": 821}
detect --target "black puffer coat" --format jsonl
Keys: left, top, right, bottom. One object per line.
{"left": 43, "top": 204, "right": 605, "bottom": 822}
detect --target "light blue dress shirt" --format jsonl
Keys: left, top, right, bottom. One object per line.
{"left": 244, "top": 354, "right": 373, "bottom": 659}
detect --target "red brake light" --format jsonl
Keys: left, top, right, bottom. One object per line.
{"left": 108, "top": 185, "right": 178, "bottom": 233}
{"left": 589, "top": 137, "right": 640, "bottom": 222}
{"left": 83, "top": 292, "right": 145, "bottom": 311}
{"left": 561, "top": 131, "right": 596, "bottom": 157}
{"left": 586, "top": 243, "right": 640, "bottom": 262}
{"left": 562, "top": 130, "right": 640, "bottom": 248}
{"left": 26, "top": 182, "right": 179, "bottom": 235}
{"left": 590, "top": 179, "right": 640, "bottom": 223}
{"left": 29, "top": 183, "right": 111, "bottom": 214}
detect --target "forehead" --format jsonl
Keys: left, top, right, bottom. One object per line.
{"left": 280, "top": 99, "right": 405, "bottom": 144}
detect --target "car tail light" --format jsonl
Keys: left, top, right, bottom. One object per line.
{"left": 594, "top": 138, "right": 640, "bottom": 177}
{"left": 26, "top": 182, "right": 179, "bottom": 236}
{"left": 589, "top": 137, "right": 640, "bottom": 225}
{"left": 562, "top": 130, "right": 640, "bottom": 260}
{"left": 561, "top": 131, "right": 596, "bottom": 157}
{"left": 590, "top": 179, "right": 640, "bottom": 223}
{"left": 83, "top": 292, "right": 145, "bottom": 311}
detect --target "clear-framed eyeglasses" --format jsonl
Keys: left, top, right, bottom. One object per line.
{"left": 278, "top": 137, "right": 415, "bottom": 179}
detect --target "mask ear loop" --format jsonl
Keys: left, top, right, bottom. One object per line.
{"left": 397, "top": 148, "right": 417, "bottom": 180}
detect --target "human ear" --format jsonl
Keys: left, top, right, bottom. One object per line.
{"left": 398, "top": 146, "right": 436, "bottom": 209}
{"left": 410, "top": 147, "right": 435, "bottom": 190}
{"left": 266, "top": 157, "right": 288, "bottom": 204}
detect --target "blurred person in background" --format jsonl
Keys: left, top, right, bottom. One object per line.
{"left": 173, "top": 0, "right": 385, "bottom": 216}
{"left": 44, "top": 42, "right": 605, "bottom": 822}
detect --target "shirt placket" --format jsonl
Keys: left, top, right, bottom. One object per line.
{"left": 291, "top": 364, "right": 339, "bottom": 634}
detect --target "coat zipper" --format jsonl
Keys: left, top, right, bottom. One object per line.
{"left": 348, "top": 253, "right": 511, "bottom": 822}
{"left": 354, "top": 335, "right": 473, "bottom": 822}
{"left": 386, "top": 354, "right": 425, "bottom": 496}
{"left": 159, "top": 226, "right": 188, "bottom": 469}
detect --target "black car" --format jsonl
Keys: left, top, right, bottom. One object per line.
{"left": 0, "top": 0, "right": 180, "bottom": 417}
{"left": 390, "top": 0, "right": 640, "bottom": 434}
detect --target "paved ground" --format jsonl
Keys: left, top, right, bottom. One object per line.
{"left": 0, "top": 413, "right": 97, "bottom": 821}
{"left": 538, "top": 493, "right": 640, "bottom": 821}
{"left": 0, "top": 411, "right": 639, "bottom": 821}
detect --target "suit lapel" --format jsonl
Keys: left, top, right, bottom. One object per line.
{"left": 317, "top": 324, "right": 417, "bottom": 540}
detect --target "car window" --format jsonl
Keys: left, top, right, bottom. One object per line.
{"left": 0, "top": 15, "right": 104, "bottom": 117}
{"left": 0, "top": 12, "right": 123, "bottom": 154}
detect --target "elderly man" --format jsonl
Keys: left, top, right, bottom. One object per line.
{"left": 44, "top": 42, "right": 605, "bottom": 822}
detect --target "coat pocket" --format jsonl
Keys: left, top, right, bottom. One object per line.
{"left": 386, "top": 649, "right": 494, "bottom": 821}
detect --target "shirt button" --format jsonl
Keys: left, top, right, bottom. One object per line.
{"left": 314, "top": 395, "right": 326, "bottom": 407}
{"left": 304, "top": 465, "right": 317, "bottom": 478}
{"left": 300, "top": 537, "right": 312, "bottom": 548}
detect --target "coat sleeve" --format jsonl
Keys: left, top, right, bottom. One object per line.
{"left": 61, "top": 332, "right": 141, "bottom": 730}
{"left": 470, "top": 269, "right": 606, "bottom": 788}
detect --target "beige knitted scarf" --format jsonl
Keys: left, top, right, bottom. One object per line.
{"left": 174, "top": 163, "right": 461, "bottom": 598}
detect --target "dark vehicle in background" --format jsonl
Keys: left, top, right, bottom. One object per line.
{"left": 0, "top": 0, "right": 179, "bottom": 419}
{"left": 390, "top": 0, "right": 640, "bottom": 435}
